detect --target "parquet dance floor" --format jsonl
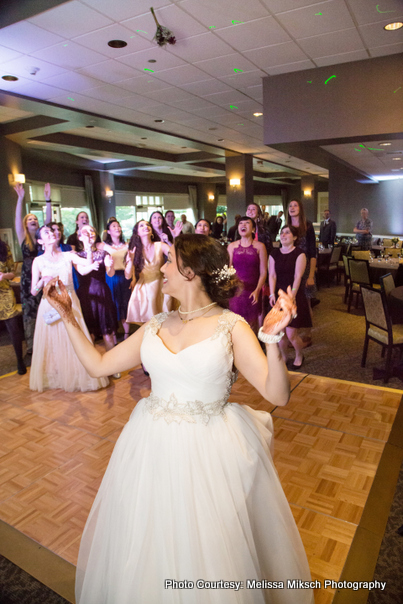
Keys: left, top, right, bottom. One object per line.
{"left": 0, "top": 366, "right": 401, "bottom": 604}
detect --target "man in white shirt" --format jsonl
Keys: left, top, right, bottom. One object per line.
{"left": 180, "top": 214, "right": 194, "bottom": 234}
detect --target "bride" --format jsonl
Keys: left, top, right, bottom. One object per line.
{"left": 44, "top": 234, "right": 314, "bottom": 604}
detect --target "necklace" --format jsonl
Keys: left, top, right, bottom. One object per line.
{"left": 179, "top": 305, "right": 216, "bottom": 323}
{"left": 178, "top": 301, "right": 216, "bottom": 315}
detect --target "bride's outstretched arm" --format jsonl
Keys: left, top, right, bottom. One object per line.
{"left": 233, "top": 288, "right": 296, "bottom": 407}
{"left": 43, "top": 278, "right": 144, "bottom": 377}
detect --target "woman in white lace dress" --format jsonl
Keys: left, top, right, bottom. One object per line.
{"left": 30, "top": 224, "right": 108, "bottom": 392}
{"left": 44, "top": 234, "right": 314, "bottom": 604}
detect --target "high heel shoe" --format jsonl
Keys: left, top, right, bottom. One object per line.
{"left": 17, "top": 361, "right": 27, "bottom": 375}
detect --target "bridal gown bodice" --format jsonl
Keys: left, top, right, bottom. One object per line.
{"left": 141, "top": 310, "right": 241, "bottom": 425}
{"left": 76, "top": 310, "right": 314, "bottom": 604}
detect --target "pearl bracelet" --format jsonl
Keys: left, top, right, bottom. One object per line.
{"left": 258, "top": 328, "right": 284, "bottom": 344}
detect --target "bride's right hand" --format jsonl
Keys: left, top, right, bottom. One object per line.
{"left": 43, "top": 277, "right": 73, "bottom": 320}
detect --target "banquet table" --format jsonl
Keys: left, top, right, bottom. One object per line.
{"left": 369, "top": 258, "right": 403, "bottom": 287}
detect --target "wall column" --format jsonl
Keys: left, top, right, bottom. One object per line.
{"left": 225, "top": 152, "right": 253, "bottom": 231}
{"left": 196, "top": 183, "right": 217, "bottom": 223}
{"left": 91, "top": 171, "right": 116, "bottom": 232}
{"left": 0, "top": 136, "right": 24, "bottom": 259}
{"left": 300, "top": 175, "right": 318, "bottom": 223}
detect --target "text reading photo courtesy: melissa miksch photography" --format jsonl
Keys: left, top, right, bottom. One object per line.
{"left": 164, "top": 579, "right": 387, "bottom": 592}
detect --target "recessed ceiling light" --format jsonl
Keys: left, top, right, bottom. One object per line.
{"left": 253, "top": 112, "right": 263, "bottom": 117}
{"left": 148, "top": 59, "right": 156, "bottom": 63}
{"left": 392, "top": 157, "right": 402, "bottom": 160}
{"left": 380, "top": 142, "right": 391, "bottom": 146}
{"left": 86, "top": 125, "right": 95, "bottom": 129}
{"left": 2, "top": 75, "right": 18, "bottom": 81}
{"left": 217, "top": 139, "right": 224, "bottom": 142}
{"left": 384, "top": 22, "right": 403, "bottom": 31}
{"left": 154, "top": 119, "right": 164, "bottom": 123}
{"left": 141, "top": 137, "right": 147, "bottom": 140}
{"left": 108, "top": 39, "right": 128, "bottom": 48}
{"left": 208, "top": 127, "right": 218, "bottom": 131}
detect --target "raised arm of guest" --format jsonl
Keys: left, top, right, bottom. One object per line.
{"left": 44, "top": 183, "right": 52, "bottom": 225}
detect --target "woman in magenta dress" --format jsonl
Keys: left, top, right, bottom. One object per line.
{"left": 227, "top": 216, "right": 267, "bottom": 334}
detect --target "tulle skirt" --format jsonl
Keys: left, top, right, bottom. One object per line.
{"left": 29, "top": 292, "right": 109, "bottom": 392}
{"left": 76, "top": 402, "right": 314, "bottom": 604}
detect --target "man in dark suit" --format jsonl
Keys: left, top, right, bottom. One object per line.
{"left": 267, "top": 210, "right": 283, "bottom": 242}
{"left": 319, "top": 209, "right": 337, "bottom": 247}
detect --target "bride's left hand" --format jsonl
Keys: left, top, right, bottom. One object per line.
{"left": 261, "top": 286, "right": 297, "bottom": 335}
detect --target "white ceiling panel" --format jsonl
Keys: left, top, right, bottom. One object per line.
{"left": 118, "top": 75, "right": 172, "bottom": 94}
{"left": 239, "top": 85, "right": 263, "bottom": 101}
{"left": 219, "top": 70, "right": 266, "bottom": 88}
{"left": 117, "top": 47, "right": 185, "bottom": 71}
{"left": 215, "top": 18, "right": 290, "bottom": 52}
{"left": 140, "top": 86, "right": 195, "bottom": 102}
{"left": 345, "top": 0, "right": 403, "bottom": 27}
{"left": 0, "top": 22, "right": 64, "bottom": 54}
{"left": 80, "top": 83, "right": 134, "bottom": 102}
{"left": 298, "top": 28, "right": 365, "bottom": 57}
{"left": 314, "top": 49, "right": 369, "bottom": 66}
{"left": 81, "top": 0, "right": 171, "bottom": 22}
{"left": 32, "top": 41, "right": 109, "bottom": 70}
{"left": 1, "top": 78, "right": 68, "bottom": 100}
{"left": 267, "top": 59, "right": 316, "bottom": 75}
{"left": 370, "top": 42, "right": 403, "bottom": 57}
{"left": 243, "top": 42, "right": 307, "bottom": 69}
{"left": 261, "top": 0, "right": 330, "bottom": 14}
{"left": 78, "top": 60, "right": 140, "bottom": 84}
{"left": 0, "top": 106, "right": 35, "bottom": 122}
{"left": 178, "top": 78, "right": 233, "bottom": 96}
{"left": 194, "top": 53, "right": 259, "bottom": 78}
{"left": 170, "top": 32, "right": 234, "bottom": 63}
{"left": 113, "top": 94, "right": 163, "bottom": 111}
{"left": 168, "top": 96, "right": 219, "bottom": 110}
{"left": 190, "top": 105, "right": 232, "bottom": 118}
{"left": 28, "top": 1, "right": 113, "bottom": 38}
{"left": 204, "top": 89, "right": 256, "bottom": 107}
{"left": 177, "top": 0, "right": 269, "bottom": 29}
{"left": 0, "top": 45, "right": 22, "bottom": 64}
{"left": 152, "top": 64, "right": 211, "bottom": 85}
{"left": 73, "top": 24, "right": 153, "bottom": 58}
{"left": 359, "top": 20, "right": 403, "bottom": 48}
{"left": 276, "top": 1, "right": 355, "bottom": 39}
{"left": 43, "top": 71, "right": 103, "bottom": 92}
{"left": 0, "top": 56, "right": 67, "bottom": 81}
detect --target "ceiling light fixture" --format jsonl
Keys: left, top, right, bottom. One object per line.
{"left": 86, "top": 125, "right": 95, "bottom": 129}
{"left": 392, "top": 157, "right": 402, "bottom": 160}
{"left": 208, "top": 127, "right": 217, "bottom": 131}
{"left": 217, "top": 138, "right": 224, "bottom": 142}
{"left": 380, "top": 142, "right": 391, "bottom": 146}
{"left": 253, "top": 112, "right": 263, "bottom": 117}
{"left": 230, "top": 178, "right": 240, "bottom": 188}
{"left": 105, "top": 190, "right": 114, "bottom": 198}
{"left": 384, "top": 22, "right": 403, "bottom": 31}
{"left": 141, "top": 137, "right": 147, "bottom": 140}
{"left": 2, "top": 75, "right": 18, "bottom": 81}
{"left": 108, "top": 40, "right": 128, "bottom": 48}
{"left": 154, "top": 119, "right": 164, "bottom": 123}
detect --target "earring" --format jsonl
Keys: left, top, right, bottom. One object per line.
{"left": 42, "top": 244, "right": 45, "bottom": 250}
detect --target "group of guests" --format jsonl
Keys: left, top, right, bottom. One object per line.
{"left": 2, "top": 187, "right": 321, "bottom": 387}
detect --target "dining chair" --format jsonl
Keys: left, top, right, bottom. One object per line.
{"left": 379, "top": 273, "right": 395, "bottom": 297}
{"left": 361, "top": 286, "right": 403, "bottom": 383}
{"left": 386, "top": 248, "right": 401, "bottom": 258}
{"left": 342, "top": 255, "right": 353, "bottom": 303}
{"left": 347, "top": 258, "right": 380, "bottom": 312}
{"left": 383, "top": 238, "right": 393, "bottom": 247}
{"left": 317, "top": 246, "right": 342, "bottom": 287}
{"left": 352, "top": 250, "right": 371, "bottom": 260}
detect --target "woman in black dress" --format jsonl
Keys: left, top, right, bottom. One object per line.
{"left": 269, "top": 225, "right": 311, "bottom": 370}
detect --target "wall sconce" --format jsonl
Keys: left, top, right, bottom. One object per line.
{"left": 230, "top": 178, "right": 240, "bottom": 188}
{"left": 105, "top": 190, "right": 114, "bottom": 198}
{"left": 303, "top": 189, "right": 312, "bottom": 197}
{"left": 208, "top": 194, "right": 215, "bottom": 201}
{"left": 8, "top": 173, "right": 26, "bottom": 185}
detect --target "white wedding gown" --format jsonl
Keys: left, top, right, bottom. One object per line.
{"left": 76, "top": 311, "right": 314, "bottom": 604}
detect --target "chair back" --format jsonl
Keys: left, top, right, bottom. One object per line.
{"left": 386, "top": 248, "right": 401, "bottom": 258}
{"left": 329, "top": 245, "right": 342, "bottom": 265}
{"left": 352, "top": 250, "right": 371, "bottom": 260}
{"left": 379, "top": 273, "right": 395, "bottom": 297}
{"left": 383, "top": 238, "right": 393, "bottom": 247}
{"left": 361, "top": 286, "right": 390, "bottom": 332}
{"left": 343, "top": 255, "right": 351, "bottom": 277}
{"left": 348, "top": 258, "right": 371, "bottom": 286}
{"left": 345, "top": 242, "right": 352, "bottom": 256}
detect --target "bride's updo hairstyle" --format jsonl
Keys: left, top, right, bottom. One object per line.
{"left": 174, "top": 234, "right": 239, "bottom": 308}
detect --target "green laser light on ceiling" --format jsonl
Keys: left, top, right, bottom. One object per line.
{"left": 144, "top": 68, "right": 154, "bottom": 72}
{"left": 324, "top": 75, "right": 336, "bottom": 84}
{"left": 234, "top": 68, "right": 243, "bottom": 73}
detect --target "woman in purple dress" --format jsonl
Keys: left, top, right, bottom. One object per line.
{"left": 269, "top": 225, "right": 312, "bottom": 370}
{"left": 228, "top": 217, "right": 267, "bottom": 334}
{"left": 76, "top": 225, "right": 118, "bottom": 357}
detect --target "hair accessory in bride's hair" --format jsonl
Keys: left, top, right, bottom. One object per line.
{"left": 211, "top": 264, "right": 236, "bottom": 283}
